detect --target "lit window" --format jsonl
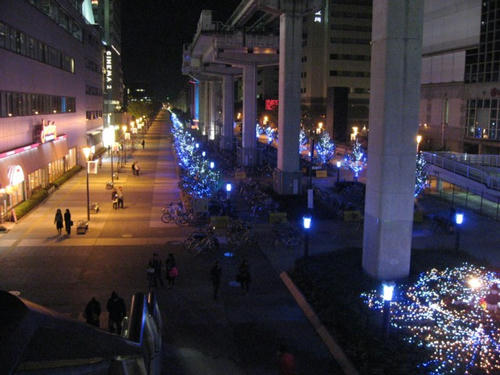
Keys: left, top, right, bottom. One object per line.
{"left": 314, "top": 10, "right": 322, "bottom": 23}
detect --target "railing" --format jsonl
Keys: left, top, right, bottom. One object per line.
{"left": 423, "top": 152, "right": 500, "bottom": 191}
{"left": 430, "top": 152, "right": 500, "bottom": 167}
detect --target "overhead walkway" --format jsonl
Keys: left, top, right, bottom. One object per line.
{"left": 423, "top": 152, "right": 500, "bottom": 220}
{"left": 0, "top": 290, "right": 162, "bottom": 375}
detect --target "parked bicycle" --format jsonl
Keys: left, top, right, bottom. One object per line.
{"left": 184, "top": 226, "right": 220, "bottom": 256}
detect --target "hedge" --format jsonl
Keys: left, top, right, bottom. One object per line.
{"left": 14, "top": 188, "right": 49, "bottom": 219}
{"left": 52, "top": 165, "right": 82, "bottom": 188}
{"left": 14, "top": 165, "right": 82, "bottom": 220}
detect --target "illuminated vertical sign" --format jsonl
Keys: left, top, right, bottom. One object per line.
{"left": 105, "top": 49, "right": 112, "bottom": 92}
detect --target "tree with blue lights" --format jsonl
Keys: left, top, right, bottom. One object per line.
{"left": 315, "top": 131, "right": 336, "bottom": 165}
{"left": 299, "top": 128, "right": 308, "bottom": 153}
{"left": 343, "top": 139, "right": 366, "bottom": 181}
{"left": 414, "top": 152, "right": 428, "bottom": 197}
{"left": 265, "top": 126, "right": 276, "bottom": 145}
{"left": 170, "top": 112, "right": 220, "bottom": 198}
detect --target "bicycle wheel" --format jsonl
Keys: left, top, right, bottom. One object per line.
{"left": 161, "top": 212, "right": 172, "bottom": 223}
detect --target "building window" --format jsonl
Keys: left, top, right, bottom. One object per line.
{"left": 0, "top": 90, "right": 76, "bottom": 118}
{"left": 0, "top": 21, "right": 75, "bottom": 73}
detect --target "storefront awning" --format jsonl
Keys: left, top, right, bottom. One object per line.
{"left": 0, "top": 138, "right": 69, "bottom": 189}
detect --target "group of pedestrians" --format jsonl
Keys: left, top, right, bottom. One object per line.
{"left": 84, "top": 291, "right": 126, "bottom": 334}
{"left": 147, "top": 253, "right": 178, "bottom": 289}
{"left": 111, "top": 187, "right": 124, "bottom": 209}
{"left": 54, "top": 208, "right": 73, "bottom": 236}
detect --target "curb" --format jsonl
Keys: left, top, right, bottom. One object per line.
{"left": 280, "top": 271, "right": 359, "bottom": 375}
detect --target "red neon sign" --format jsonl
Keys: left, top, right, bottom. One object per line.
{"left": 265, "top": 99, "right": 279, "bottom": 111}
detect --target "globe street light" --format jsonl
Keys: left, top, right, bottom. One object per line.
{"left": 302, "top": 215, "right": 312, "bottom": 258}
{"left": 455, "top": 212, "right": 464, "bottom": 251}
{"left": 336, "top": 160, "right": 342, "bottom": 183}
{"left": 82, "top": 147, "right": 91, "bottom": 221}
{"left": 226, "top": 183, "right": 232, "bottom": 200}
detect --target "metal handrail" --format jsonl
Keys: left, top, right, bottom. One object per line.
{"left": 423, "top": 152, "right": 500, "bottom": 191}
{"left": 427, "top": 152, "right": 500, "bottom": 167}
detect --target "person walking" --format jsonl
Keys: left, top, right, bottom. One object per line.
{"left": 84, "top": 297, "right": 101, "bottom": 327}
{"left": 149, "top": 253, "right": 163, "bottom": 287}
{"left": 135, "top": 162, "right": 141, "bottom": 176}
{"left": 111, "top": 188, "right": 118, "bottom": 210}
{"left": 64, "top": 209, "right": 72, "bottom": 235}
{"left": 117, "top": 187, "right": 124, "bottom": 209}
{"left": 277, "top": 344, "right": 297, "bottom": 375}
{"left": 147, "top": 261, "right": 156, "bottom": 288}
{"left": 106, "top": 291, "right": 127, "bottom": 334}
{"left": 165, "top": 253, "right": 177, "bottom": 288}
{"left": 54, "top": 209, "right": 63, "bottom": 236}
{"left": 237, "top": 259, "right": 251, "bottom": 294}
{"left": 210, "top": 260, "right": 222, "bottom": 300}
{"left": 132, "top": 162, "right": 136, "bottom": 176}
{"left": 141, "top": 139, "right": 145, "bottom": 150}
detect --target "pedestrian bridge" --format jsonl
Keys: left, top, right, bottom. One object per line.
{"left": 0, "top": 290, "right": 162, "bottom": 374}
{"left": 423, "top": 152, "right": 500, "bottom": 203}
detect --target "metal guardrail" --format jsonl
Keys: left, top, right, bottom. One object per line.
{"left": 429, "top": 152, "right": 500, "bottom": 167}
{"left": 422, "top": 152, "right": 500, "bottom": 191}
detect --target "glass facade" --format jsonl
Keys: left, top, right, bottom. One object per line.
{"left": 465, "top": 98, "right": 500, "bottom": 140}
{"left": 0, "top": 90, "right": 76, "bottom": 117}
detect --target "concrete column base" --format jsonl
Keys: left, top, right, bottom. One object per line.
{"left": 220, "top": 136, "right": 233, "bottom": 151}
{"left": 241, "top": 147, "right": 257, "bottom": 166}
{"left": 273, "top": 168, "right": 302, "bottom": 195}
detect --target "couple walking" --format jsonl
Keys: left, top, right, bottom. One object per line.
{"left": 84, "top": 291, "right": 126, "bottom": 334}
{"left": 54, "top": 208, "right": 72, "bottom": 236}
{"left": 111, "top": 187, "right": 124, "bottom": 209}
{"left": 147, "top": 253, "right": 178, "bottom": 289}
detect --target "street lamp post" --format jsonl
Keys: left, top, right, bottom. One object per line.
{"left": 302, "top": 215, "right": 311, "bottom": 258}
{"left": 82, "top": 147, "right": 91, "bottom": 221}
{"left": 336, "top": 161, "right": 341, "bottom": 184}
{"left": 226, "top": 183, "right": 232, "bottom": 201}
{"left": 382, "top": 282, "right": 395, "bottom": 338}
{"left": 455, "top": 212, "right": 464, "bottom": 251}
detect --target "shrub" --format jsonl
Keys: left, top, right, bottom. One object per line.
{"left": 15, "top": 188, "right": 49, "bottom": 219}
{"left": 53, "top": 165, "right": 82, "bottom": 188}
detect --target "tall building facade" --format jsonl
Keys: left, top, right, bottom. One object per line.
{"left": 0, "top": 0, "right": 103, "bottom": 220}
{"left": 92, "top": 0, "right": 123, "bottom": 125}
{"left": 301, "top": 0, "right": 372, "bottom": 141}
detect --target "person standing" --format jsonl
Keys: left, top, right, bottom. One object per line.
{"left": 107, "top": 291, "right": 127, "bottom": 334}
{"left": 141, "top": 139, "right": 145, "bottom": 150}
{"left": 84, "top": 297, "right": 101, "bottom": 327}
{"left": 135, "top": 162, "right": 141, "bottom": 176}
{"left": 111, "top": 188, "right": 118, "bottom": 210}
{"left": 210, "top": 260, "right": 222, "bottom": 300}
{"left": 237, "top": 259, "right": 251, "bottom": 294}
{"left": 165, "top": 253, "right": 177, "bottom": 288}
{"left": 117, "top": 187, "right": 124, "bottom": 209}
{"left": 277, "top": 344, "right": 297, "bottom": 375}
{"left": 64, "top": 209, "right": 72, "bottom": 235}
{"left": 54, "top": 209, "right": 63, "bottom": 236}
{"left": 132, "top": 162, "right": 136, "bottom": 176}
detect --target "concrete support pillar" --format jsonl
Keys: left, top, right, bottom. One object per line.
{"left": 242, "top": 64, "right": 257, "bottom": 166}
{"left": 199, "top": 81, "right": 208, "bottom": 136}
{"left": 221, "top": 75, "right": 234, "bottom": 150}
{"left": 273, "top": 10, "right": 303, "bottom": 195}
{"left": 209, "top": 81, "right": 217, "bottom": 140}
{"left": 362, "top": 0, "right": 424, "bottom": 280}
{"left": 194, "top": 81, "right": 200, "bottom": 122}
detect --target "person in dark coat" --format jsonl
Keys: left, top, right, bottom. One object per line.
{"left": 106, "top": 291, "right": 127, "bottom": 334}
{"left": 141, "top": 139, "right": 145, "bottom": 149}
{"left": 165, "top": 253, "right": 177, "bottom": 288}
{"left": 84, "top": 297, "right": 101, "bottom": 327}
{"left": 54, "top": 209, "right": 63, "bottom": 236}
{"left": 237, "top": 259, "right": 251, "bottom": 294}
{"left": 64, "top": 209, "right": 72, "bottom": 235}
{"left": 210, "top": 260, "right": 222, "bottom": 300}
{"left": 151, "top": 253, "right": 163, "bottom": 287}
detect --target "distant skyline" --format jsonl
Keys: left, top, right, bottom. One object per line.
{"left": 122, "top": 0, "right": 240, "bottom": 102}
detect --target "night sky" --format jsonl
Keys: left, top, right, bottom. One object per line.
{"left": 122, "top": 0, "right": 241, "bottom": 101}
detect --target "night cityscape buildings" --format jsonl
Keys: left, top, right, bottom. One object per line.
{"left": 0, "top": 1, "right": 499, "bottom": 374}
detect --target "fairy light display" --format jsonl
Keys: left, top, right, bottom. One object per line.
{"left": 256, "top": 123, "right": 264, "bottom": 138}
{"left": 315, "top": 131, "right": 336, "bottom": 164}
{"left": 343, "top": 139, "right": 366, "bottom": 181}
{"left": 299, "top": 128, "right": 308, "bottom": 153}
{"left": 170, "top": 113, "right": 220, "bottom": 198}
{"left": 361, "top": 264, "right": 500, "bottom": 374}
{"left": 415, "top": 151, "right": 428, "bottom": 197}
{"left": 265, "top": 126, "right": 277, "bottom": 145}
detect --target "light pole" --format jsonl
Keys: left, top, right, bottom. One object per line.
{"left": 82, "top": 147, "right": 91, "bottom": 221}
{"left": 455, "top": 212, "right": 464, "bottom": 251}
{"left": 302, "top": 215, "right": 311, "bottom": 258}
{"left": 103, "top": 127, "right": 115, "bottom": 184}
{"left": 382, "top": 282, "right": 395, "bottom": 338}
{"left": 226, "top": 183, "right": 232, "bottom": 201}
{"left": 336, "top": 161, "right": 341, "bottom": 184}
